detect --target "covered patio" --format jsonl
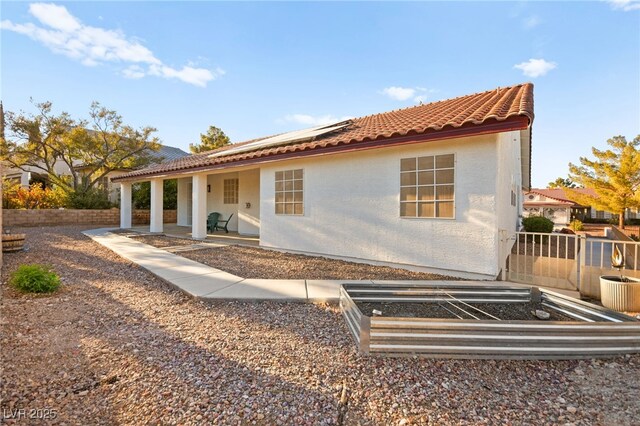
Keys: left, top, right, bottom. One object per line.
{"left": 117, "top": 166, "right": 261, "bottom": 240}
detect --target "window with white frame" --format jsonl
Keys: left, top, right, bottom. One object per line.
{"left": 400, "top": 154, "right": 455, "bottom": 218}
{"left": 223, "top": 178, "right": 239, "bottom": 204}
{"left": 275, "top": 169, "right": 303, "bottom": 215}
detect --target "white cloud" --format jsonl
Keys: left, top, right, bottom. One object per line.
{"left": 381, "top": 86, "right": 437, "bottom": 103}
{"left": 523, "top": 15, "right": 541, "bottom": 29}
{"left": 30, "top": 2, "right": 81, "bottom": 32}
{"left": 608, "top": 0, "right": 640, "bottom": 11}
{"left": 282, "top": 114, "right": 353, "bottom": 127}
{"left": 148, "top": 64, "right": 223, "bottom": 88}
{"left": 514, "top": 58, "right": 557, "bottom": 77}
{"left": 381, "top": 86, "right": 416, "bottom": 101}
{"left": 122, "top": 65, "right": 145, "bottom": 79}
{"left": 1, "top": 3, "right": 222, "bottom": 87}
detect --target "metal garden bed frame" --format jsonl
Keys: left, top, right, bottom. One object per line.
{"left": 340, "top": 282, "right": 640, "bottom": 359}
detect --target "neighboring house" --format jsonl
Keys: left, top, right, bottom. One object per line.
{"left": 523, "top": 188, "right": 638, "bottom": 228}
{"left": 75, "top": 145, "right": 189, "bottom": 202}
{"left": 113, "top": 83, "right": 534, "bottom": 279}
{"left": 3, "top": 145, "right": 188, "bottom": 203}
{"left": 523, "top": 188, "right": 592, "bottom": 228}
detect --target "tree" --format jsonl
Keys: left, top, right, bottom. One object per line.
{"left": 189, "top": 125, "right": 230, "bottom": 153}
{"left": 566, "top": 135, "right": 640, "bottom": 229}
{"left": 547, "top": 177, "right": 577, "bottom": 188}
{"left": 132, "top": 179, "right": 178, "bottom": 210}
{"left": 0, "top": 100, "right": 161, "bottom": 197}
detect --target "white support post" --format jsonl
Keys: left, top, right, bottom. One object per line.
{"left": 177, "top": 177, "right": 190, "bottom": 226}
{"left": 192, "top": 174, "right": 207, "bottom": 239}
{"left": 120, "top": 182, "right": 132, "bottom": 229}
{"left": 150, "top": 178, "right": 163, "bottom": 233}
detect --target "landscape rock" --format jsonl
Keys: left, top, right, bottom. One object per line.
{"left": 1, "top": 225, "right": 639, "bottom": 425}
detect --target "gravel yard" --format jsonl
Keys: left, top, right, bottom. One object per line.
{"left": 130, "top": 234, "right": 457, "bottom": 280}
{"left": 2, "top": 226, "right": 640, "bottom": 425}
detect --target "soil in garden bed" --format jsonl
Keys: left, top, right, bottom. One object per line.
{"left": 356, "top": 301, "right": 574, "bottom": 321}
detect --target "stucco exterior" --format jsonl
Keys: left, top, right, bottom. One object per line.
{"left": 258, "top": 133, "right": 517, "bottom": 277}
{"left": 115, "top": 83, "right": 534, "bottom": 279}
{"left": 122, "top": 131, "right": 525, "bottom": 278}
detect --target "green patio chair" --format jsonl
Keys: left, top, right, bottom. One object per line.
{"left": 207, "top": 212, "right": 220, "bottom": 233}
{"left": 214, "top": 213, "right": 234, "bottom": 234}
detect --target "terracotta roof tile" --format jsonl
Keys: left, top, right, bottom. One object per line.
{"left": 114, "top": 83, "right": 534, "bottom": 181}
{"left": 526, "top": 188, "right": 597, "bottom": 205}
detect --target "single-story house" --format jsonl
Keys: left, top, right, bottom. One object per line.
{"left": 523, "top": 188, "right": 639, "bottom": 228}
{"left": 112, "top": 83, "right": 534, "bottom": 279}
{"left": 523, "top": 188, "right": 592, "bottom": 228}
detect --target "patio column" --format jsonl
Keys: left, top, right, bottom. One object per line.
{"left": 150, "top": 178, "right": 163, "bottom": 233}
{"left": 192, "top": 174, "right": 207, "bottom": 239}
{"left": 120, "top": 182, "right": 132, "bottom": 229}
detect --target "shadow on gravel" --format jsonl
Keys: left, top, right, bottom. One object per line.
{"left": 6, "top": 226, "right": 640, "bottom": 425}
{"left": 1, "top": 226, "right": 375, "bottom": 424}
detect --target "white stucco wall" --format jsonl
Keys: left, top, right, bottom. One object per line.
{"left": 238, "top": 169, "right": 260, "bottom": 236}
{"left": 259, "top": 134, "right": 502, "bottom": 277}
{"left": 207, "top": 172, "right": 240, "bottom": 232}
{"left": 495, "top": 131, "right": 522, "bottom": 233}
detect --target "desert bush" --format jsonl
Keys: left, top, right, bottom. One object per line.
{"left": 582, "top": 217, "right": 610, "bottom": 224}
{"left": 522, "top": 216, "right": 554, "bottom": 233}
{"left": 67, "top": 187, "right": 112, "bottom": 209}
{"left": 569, "top": 219, "right": 584, "bottom": 231}
{"left": 10, "top": 264, "right": 61, "bottom": 293}
{"left": 3, "top": 183, "right": 67, "bottom": 209}
{"left": 132, "top": 179, "right": 177, "bottom": 209}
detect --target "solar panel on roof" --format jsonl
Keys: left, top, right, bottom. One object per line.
{"left": 208, "top": 120, "right": 353, "bottom": 158}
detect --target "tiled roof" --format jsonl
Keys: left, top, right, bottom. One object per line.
{"left": 525, "top": 188, "right": 597, "bottom": 206}
{"left": 113, "top": 83, "right": 534, "bottom": 181}
{"left": 148, "top": 145, "right": 189, "bottom": 162}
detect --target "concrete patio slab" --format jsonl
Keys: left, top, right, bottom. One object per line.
{"left": 206, "top": 279, "right": 307, "bottom": 300}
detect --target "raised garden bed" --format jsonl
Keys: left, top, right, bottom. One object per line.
{"left": 340, "top": 282, "right": 640, "bottom": 359}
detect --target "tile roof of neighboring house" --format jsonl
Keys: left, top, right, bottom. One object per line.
{"left": 113, "top": 83, "right": 534, "bottom": 182}
{"left": 525, "top": 188, "right": 597, "bottom": 206}
{"left": 149, "top": 145, "right": 189, "bottom": 162}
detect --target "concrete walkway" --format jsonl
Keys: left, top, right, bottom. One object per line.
{"left": 83, "top": 228, "right": 579, "bottom": 302}
{"left": 84, "top": 228, "right": 357, "bottom": 301}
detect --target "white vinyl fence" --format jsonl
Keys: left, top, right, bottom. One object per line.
{"left": 504, "top": 231, "right": 640, "bottom": 299}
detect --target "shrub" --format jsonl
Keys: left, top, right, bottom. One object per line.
{"left": 67, "top": 188, "right": 112, "bottom": 209}
{"left": 582, "top": 217, "right": 609, "bottom": 224}
{"left": 569, "top": 219, "right": 584, "bottom": 231}
{"left": 132, "top": 179, "right": 177, "bottom": 209}
{"left": 630, "top": 234, "right": 640, "bottom": 242}
{"left": 522, "top": 216, "right": 554, "bottom": 233}
{"left": 3, "top": 183, "right": 67, "bottom": 209}
{"left": 10, "top": 264, "right": 61, "bottom": 293}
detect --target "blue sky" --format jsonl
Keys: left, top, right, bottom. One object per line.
{"left": 1, "top": 1, "right": 639, "bottom": 187}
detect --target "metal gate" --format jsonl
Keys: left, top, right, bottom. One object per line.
{"left": 505, "top": 231, "right": 640, "bottom": 298}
